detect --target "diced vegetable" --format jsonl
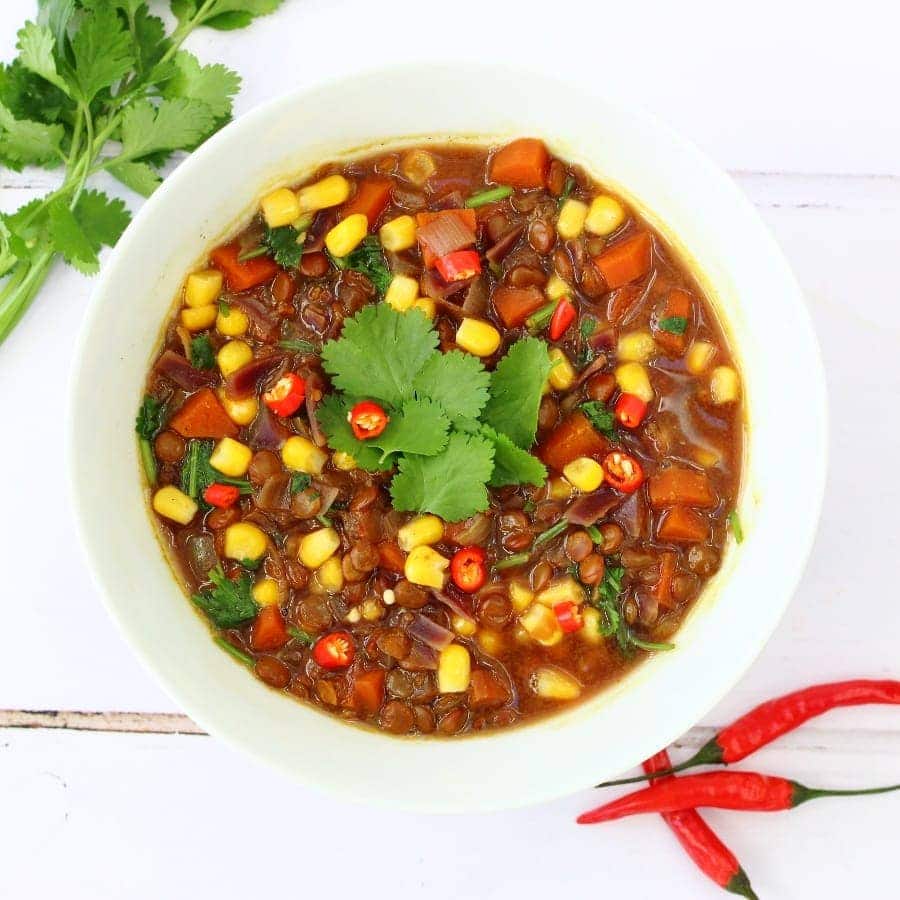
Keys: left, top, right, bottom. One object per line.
{"left": 556, "top": 199, "right": 588, "bottom": 240}
{"left": 508, "top": 579, "right": 534, "bottom": 613}
{"left": 593, "top": 232, "right": 652, "bottom": 289}
{"left": 532, "top": 666, "right": 582, "bottom": 700}
{"left": 411, "top": 298, "right": 435, "bottom": 318}
{"left": 152, "top": 485, "right": 198, "bottom": 525}
{"left": 296, "top": 174, "right": 352, "bottom": 213}
{"left": 350, "top": 669, "right": 386, "bottom": 715}
{"left": 251, "top": 605, "right": 289, "bottom": 651}
{"left": 710, "top": 365, "right": 741, "bottom": 404}
{"left": 168, "top": 388, "right": 239, "bottom": 439}
{"left": 313, "top": 631, "right": 355, "bottom": 669}
{"left": 415, "top": 208, "right": 477, "bottom": 267}
{"left": 686, "top": 340, "right": 717, "bottom": 375}
{"left": 437, "top": 643, "right": 471, "bottom": 693}
{"left": 203, "top": 483, "right": 240, "bottom": 509}
{"left": 341, "top": 177, "right": 393, "bottom": 225}
{"left": 452, "top": 614, "right": 478, "bottom": 636}
{"left": 615, "top": 361, "right": 654, "bottom": 403}
{"left": 216, "top": 339, "right": 253, "bottom": 377}
{"left": 435, "top": 249, "right": 482, "bottom": 283}
{"left": 184, "top": 270, "right": 223, "bottom": 308}
{"left": 544, "top": 272, "right": 571, "bottom": 301}
{"left": 404, "top": 545, "right": 450, "bottom": 589}
{"left": 379, "top": 215, "right": 416, "bottom": 252}
{"left": 325, "top": 213, "right": 368, "bottom": 257}
{"left": 397, "top": 516, "right": 444, "bottom": 553}
{"left": 210, "top": 242, "right": 278, "bottom": 292}
{"left": 581, "top": 607, "right": 603, "bottom": 644}
{"left": 209, "top": 436, "right": 253, "bottom": 477}
{"left": 548, "top": 348, "right": 576, "bottom": 391}
{"left": 548, "top": 476, "right": 574, "bottom": 500}
{"left": 216, "top": 304, "right": 249, "bottom": 337}
{"left": 603, "top": 450, "right": 645, "bottom": 493}
{"left": 554, "top": 601, "right": 584, "bottom": 634}
{"left": 648, "top": 466, "right": 716, "bottom": 509}
{"left": 450, "top": 546, "right": 487, "bottom": 593}
{"left": 654, "top": 551, "right": 677, "bottom": 607}
{"left": 332, "top": 451, "right": 357, "bottom": 471}
{"left": 614, "top": 393, "right": 648, "bottom": 429}
{"left": 399, "top": 149, "right": 436, "bottom": 186}
{"left": 584, "top": 195, "right": 626, "bottom": 236}
{"left": 299, "top": 527, "right": 341, "bottom": 569}
{"left": 493, "top": 285, "right": 547, "bottom": 328}
{"left": 548, "top": 297, "right": 576, "bottom": 341}
{"left": 465, "top": 185, "right": 513, "bottom": 208}
{"left": 537, "top": 411, "right": 610, "bottom": 471}
{"left": 349, "top": 400, "right": 389, "bottom": 439}
{"left": 263, "top": 373, "right": 306, "bottom": 417}
{"left": 282, "top": 436, "right": 327, "bottom": 474}
{"left": 520, "top": 604, "right": 563, "bottom": 646}
{"left": 488, "top": 138, "right": 549, "bottom": 189}
{"left": 384, "top": 274, "right": 419, "bottom": 312}
{"left": 617, "top": 330, "right": 657, "bottom": 362}
{"left": 180, "top": 304, "right": 217, "bottom": 332}
{"left": 655, "top": 288, "right": 692, "bottom": 356}
{"left": 260, "top": 187, "right": 301, "bottom": 228}
{"left": 456, "top": 318, "right": 501, "bottom": 357}
{"left": 224, "top": 521, "right": 267, "bottom": 561}
{"left": 315, "top": 556, "right": 345, "bottom": 593}
{"left": 658, "top": 506, "right": 710, "bottom": 543}
{"left": 536, "top": 576, "right": 584, "bottom": 608}
{"left": 563, "top": 457, "right": 605, "bottom": 492}
{"left": 252, "top": 578, "right": 280, "bottom": 607}
{"left": 218, "top": 388, "right": 258, "bottom": 426}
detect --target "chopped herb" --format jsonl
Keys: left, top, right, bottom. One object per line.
{"left": 493, "top": 552, "right": 531, "bottom": 572}
{"left": 316, "top": 514, "right": 332, "bottom": 528}
{"left": 193, "top": 566, "right": 257, "bottom": 629}
{"left": 290, "top": 473, "right": 311, "bottom": 494}
{"left": 586, "top": 524, "right": 603, "bottom": 544}
{"left": 557, "top": 175, "right": 576, "bottom": 208}
{"left": 526, "top": 301, "right": 556, "bottom": 332}
{"left": 264, "top": 224, "right": 304, "bottom": 269}
{"left": 658, "top": 316, "right": 688, "bottom": 335}
{"left": 135, "top": 395, "right": 164, "bottom": 484}
{"left": 534, "top": 519, "right": 569, "bottom": 547}
{"left": 580, "top": 317, "right": 597, "bottom": 340}
{"left": 488, "top": 260, "right": 502, "bottom": 278}
{"left": 465, "top": 185, "right": 513, "bottom": 208}
{"left": 523, "top": 499, "right": 537, "bottom": 514}
{"left": 729, "top": 510, "right": 744, "bottom": 543}
{"left": 218, "top": 300, "right": 231, "bottom": 317}
{"left": 189, "top": 334, "right": 215, "bottom": 369}
{"left": 181, "top": 439, "right": 252, "bottom": 501}
{"left": 580, "top": 401, "right": 617, "bottom": 441}
{"left": 331, "top": 236, "right": 391, "bottom": 297}
{"left": 629, "top": 636, "right": 676, "bottom": 652}
{"left": 214, "top": 637, "right": 255, "bottom": 667}
{"left": 239, "top": 557, "right": 262, "bottom": 571}
{"left": 237, "top": 244, "right": 268, "bottom": 262}
{"left": 597, "top": 562, "right": 625, "bottom": 605}
{"left": 288, "top": 626, "right": 315, "bottom": 646}
{"left": 278, "top": 338, "right": 317, "bottom": 354}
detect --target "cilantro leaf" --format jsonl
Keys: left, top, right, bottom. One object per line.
{"left": 0, "top": 58, "right": 71, "bottom": 127}
{"left": 370, "top": 398, "right": 450, "bottom": 461}
{"left": 181, "top": 439, "right": 252, "bottom": 499}
{"left": 190, "top": 334, "right": 216, "bottom": 369}
{"left": 69, "top": 4, "right": 135, "bottom": 103}
{"left": 15, "top": 22, "right": 70, "bottom": 97}
{"left": 162, "top": 51, "right": 241, "bottom": 119}
{"left": 290, "top": 473, "right": 311, "bottom": 494}
{"left": 73, "top": 190, "right": 131, "bottom": 252}
{"left": 321, "top": 304, "right": 437, "bottom": 409}
{"left": 481, "top": 337, "right": 553, "bottom": 449}
{"left": 192, "top": 565, "right": 257, "bottom": 628}
{"left": 412, "top": 350, "right": 490, "bottom": 422}
{"left": 0, "top": 99, "right": 64, "bottom": 170}
{"left": 332, "top": 236, "right": 391, "bottom": 297}
{"left": 117, "top": 98, "right": 218, "bottom": 162}
{"left": 107, "top": 160, "right": 162, "bottom": 197}
{"left": 47, "top": 198, "right": 98, "bottom": 274}
{"left": 391, "top": 431, "right": 494, "bottom": 521}
{"left": 658, "top": 316, "right": 687, "bottom": 335}
{"left": 481, "top": 425, "right": 547, "bottom": 488}
{"left": 316, "top": 393, "right": 395, "bottom": 472}
{"left": 580, "top": 401, "right": 617, "bottom": 440}
{"left": 135, "top": 395, "right": 164, "bottom": 440}
{"left": 264, "top": 225, "right": 304, "bottom": 268}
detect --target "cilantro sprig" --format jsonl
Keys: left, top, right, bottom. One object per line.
{"left": 193, "top": 565, "right": 257, "bottom": 629}
{"left": 319, "top": 304, "right": 550, "bottom": 520}
{"left": 0, "top": 0, "right": 286, "bottom": 346}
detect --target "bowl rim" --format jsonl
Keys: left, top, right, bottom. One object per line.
{"left": 68, "top": 61, "right": 827, "bottom": 812}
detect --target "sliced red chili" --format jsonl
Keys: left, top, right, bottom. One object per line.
{"left": 548, "top": 297, "right": 576, "bottom": 341}
{"left": 450, "top": 546, "right": 487, "bottom": 593}
{"left": 603, "top": 451, "right": 645, "bottom": 493}
{"left": 203, "top": 483, "right": 240, "bottom": 508}
{"left": 313, "top": 631, "right": 355, "bottom": 669}
{"left": 614, "top": 392, "right": 648, "bottom": 429}
{"left": 553, "top": 600, "right": 583, "bottom": 633}
{"left": 348, "top": 400, "right": 389, "bottom": 440}
{"left": 435, "top": 249, "right": 482, "bottom": 283}
{"left": 263, "top": 373, "right": 306, "bottom": 417}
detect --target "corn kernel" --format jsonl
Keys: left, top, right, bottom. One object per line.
{"left": 437, "top": 643, "right": 471, "bottom": 693}
{"left": 216, "top": 305, "right": 249, "bottom": 337}
{"left": 152, "top": 486, "right": 198, "bottom": 525}
{"left": 532, "top": 666, "right": 582, "bottom": 700}
{"left": 224, "top": 522, "right": 267, "bottom": 562}
{"left": 345, "top": 607, "right": 362, "bottom": 624}
{"left": 400, "top": 149, "right": 436, "bottom": 186}
{"left": 252, "top": 578, "right": 280, "bottom": 607}
{"left": 585, "top": 195, "right": 626, "bottom": 236}
{"left": 548, "top": 347, "right": 576, "bottom": 391}
{"left": 615, "top": 361, "right": 654, "bottom": 403}
{"left": 411, "top": 298, "right": 436, "bottom": 319}
{"left": 456, "top": 318, "right": 501, "bottom": 357}
{"left": 184, "top": 270, "right": 223, "bottom": 308}
{"left": 332, "top": 451, "right": 357, "bottom": 471}
{"left": 325, "top": 212, "right": 368, "bottom": 257}
{"left": 404, "top": 545, "right": 449, "bottom": 589}
{"left": 452, "top": 614, "right": 477, "bottom": 636}
{"left": 548, "top": 476, "right": 574, "bottom": 500}
{"left": 217, "top": 339, "right": 253, "bottom": 377}
{"left": 282, "top": 436, "right": 327, "bottom": 474}
{"left": 397, "top": 515, "right": 444, "bottom": 551}
{"left": 316, "top": 556, "right": 345, "bottom": 593}
{"left": 686, "top": 340, "right": 717, "bottom": 375}
{"left": 617, "top": 330, "right": 657, "bottom": 363}
{"left": 581, "top": 607, "right": 603, "bottom": 644}
{"left": 298, "top": 527, "right": 341, "bottom": 569}
{"left": 536, "top": 576, "right": 585, "bottom": 608}
{"left": 556, "top": 199, "right": 589, "bottom": 240}
{"left": 710, "top": 365, "right": 741, "bottom": 404}
{"left": 520, "top": 603, "right": 563, "bottom": 646}
{"left": 361, "top": 598, "right": 384, "bottom": 621}
{"left": 218, "top": 388, "right": 258, "bottom": 426}
{"left": 296, "top": 174, "right": 352, "bottom": 213}
{"left": 379, "top": 215, "right": 416, "bottom": 252}
{"left": 180, "top": 305, "right": 217, "bottom": 332}
{"left": 563, "top": 457, "right": 605, "bottom": 492}
{"left": 545, "top": 272, "right": 571, "bottom": 302}
{"left": 508, "top": 579, "right": 534, "bottom": 613}
{"left": 384, "top": 274, "right": 418, "bottom": 312}
{"left": 260, "top": 187, "right": 301, "bottom": 228}
{"left": 694, "top": 447, "right": 721, "bottom": 468}
{"left": 477, "top": 629, "right": 504, "bottom": 655}
{"left": 209, "top": 436, "right": 253, "bottom": 477}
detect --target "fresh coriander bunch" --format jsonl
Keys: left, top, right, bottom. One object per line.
{"left": 317, "top": 303, "right": 552, "bottom": 522}
{"left": 0, "top": 0, "right": 286, "bottom": 345}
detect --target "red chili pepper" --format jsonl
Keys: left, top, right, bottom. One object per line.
{"left": 450, "top": 546, "right": 487, "bottom": 593}
{"left": 313, "top": 631, "right": 355, "bottom": 669}
{"left": 641, "top": 751, "right": 758, "bottom": 899}
{"left": 203, "top": 483, "right": 241, "bottom": 508}
{"left": 548, "top": 297, "right": 576, "bottom": 341}
{"left": 602, "top": 679, "right": 900, "bottom": 787}
{"left": 263, "top": 373, "right": 306, "bottom": 417}
{"left": 577, "top": 770, "right": 900, "bottom": 825}
{"left": 614, "top": 392, "right": 647, "bottom": 429}
{"left": 553, "top": 601, "right": 583, "bottom": 634}
{"left": 602, "top": 450, "right": 644, "bottom": 492}
{"left": 348, "top": 400, "right": 389, "bottom": 440}
{"left": 435, "top": 249, "right": 482, "bottom": 283}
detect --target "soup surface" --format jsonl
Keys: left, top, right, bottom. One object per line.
{"left": 138, "top": 138, "right": 743, "bottom": 736}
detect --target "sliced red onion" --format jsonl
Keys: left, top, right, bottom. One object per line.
{"left": 485, "top": 223, "right": 525, "bottom": 263}
{"left": 312, "top": 483, "right": 340, "bottom": 517}
{"left": 303, "top": 208, "right": 339, "bottom": 254}
{"left": 407, "top": 614, "right": 455, "bottom": 651}
{"left": 398, "top": 642, "right": 439, "bottom": 671}
{"left": 255, "top": 473, "right": 291, "bottom": 511}
{"left": 431, "top": 189, "right": 466, "bottom": 210}
{"left": 420, "top": 269, "right": 473, "bottom": 303}
{"left": 231, "top": 295, "right": 279, "bottom": 341}
{"left": 461, "top": 276, "right": 490, "bottom": 317}
{"left": 589, "top": 326, "right": 617, "bottom": 352}
{"left": 614, "top": 490, "right": 648, "bottom": 538}
{"left": 225, "top": 352, "right": 287, "bottom": 399}
{"left": 247, "top": 401, "right": 291, "bottom": 450}
{"left": 565, "top": 488, "right": 622, "bottom": 525}
{"left": 154, "top": 350, "right": 217, "bottom": 391}
{"left": 430, "top": 589, "right": 476, "bottom": 624}
{"left": 575, "top": 353, "right": 609, "bottom": 386}
{"left": 416, "top": 212, "right": 476, "bottom": 259}
{"left": 305, "top": 370, "right": 325, "bottom": 446}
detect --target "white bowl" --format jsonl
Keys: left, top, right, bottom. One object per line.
{"left": 69, "top": 63, "right": 826, "bottom": 813}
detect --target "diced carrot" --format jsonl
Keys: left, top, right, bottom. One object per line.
{"left": 537, "top": 411, "right": 610, "bottom": 472}
{"left": 210, "top": 242, "right": 278, "bottom": 292}
{"left": 606, "top": 283, "right": 644, "bottom": 325}
{"left": 593, "top": 231, "right": 652, "bottom": 290}
{"left": 415, "top": 208, "right": 477, "bottom": 267}
{"left": 648, "top": 466, "right": 717, "bottom": 509}
{"left": 492, "top": 285, "right": 547, "bottom": 328}
{"left": 342, "top": 177, "right": 393, "bottom": 226}
{"left": 251, "top": 605, "right": 289, "bottom": 651}
{"left": 488, "top": 138, "right": 549, "bottom": 189}
{"left": 654, "top": 288, "right": 692, "bottom": 356}
{"left": 654, "top": 551, "right": 678, "bottom": 608}
{"left": 350, "top": 669, "right": 385, "bottom": 715}
{"left": 469, "top": 669, "right": 510, "bottom": 709}
{"left": 657, "top": 506, "right": 709, "bottom": 543}
{"left": 168, "top": 388, "right": 239, "bottom": 439}
{"left": 377, "top": 541, "right": 406, "bottom": 574}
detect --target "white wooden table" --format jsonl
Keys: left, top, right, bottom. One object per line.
{"left": 1, "top": 1, "right": 897, "bottom": 897}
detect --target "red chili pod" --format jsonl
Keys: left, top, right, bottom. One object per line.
{"left": 313, "top": 631, "right": 355, "bottom": 669}
{"left": 203, "top": 483, "right": 241, "bottom": 508}
{"left": 450, "top": 546, "right": 487, "bottom": 593}
{"left": 614, "top": 392, "right": 647, "bottom": 429}
{"left": 348, "top": 400, "right": 389, "bottom": 440}
{"left": 548, "top": 297, "right": 576, "bottom": 341}
{"left": 263, "top": 373, "right": 306, "bottom": 417}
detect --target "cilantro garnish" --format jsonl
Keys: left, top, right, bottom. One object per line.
{"left": 331, "top": 235, "right": 391, "bottom": 297}
{"left": 289, "top": 473, "right": 312, "bottom": 494}
{"left": 135, "top": 395, "right": 164, "bottom": 483}
{"left": 580, "top": 401, "right": 617, "bottom": 441}
{"left": 189, "top": 334, "right": 215, "bottom": 369}
{"left": 288, "top": 626, "right": 315, "bottom": 646}
{"left": 193, "top": 565, "right": 257, "bottom": 629}
{"left": 370, "top": 397, "right": 450, "bottom": 462}
{"left": 557, "top": 175, "right": 576, "bottom": 208}
{"left": 658, "top": 316, "right": 688, "bottom": 335}
{"left": 729, "top": 510, "right": 744, "bottom": 543}
{"left": 264, "top": 224, "right": 304, "bottom": 268}
{"left": 482, "top": 426, "right": 547, "bottom": 488}
{"left": 580, "top": 318, "right": 597, "bottom": 340}
{"left": 181, "top": 439, "right": 252, "bottom": 500}
{"left": 214, "top": 637, "right": 254, "bottom": 667}
{"left": 0, "top": 0, "right": 286, "bottom": 346}
{"left": 412, "top": 350, "right": 490, "bottom": 422}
